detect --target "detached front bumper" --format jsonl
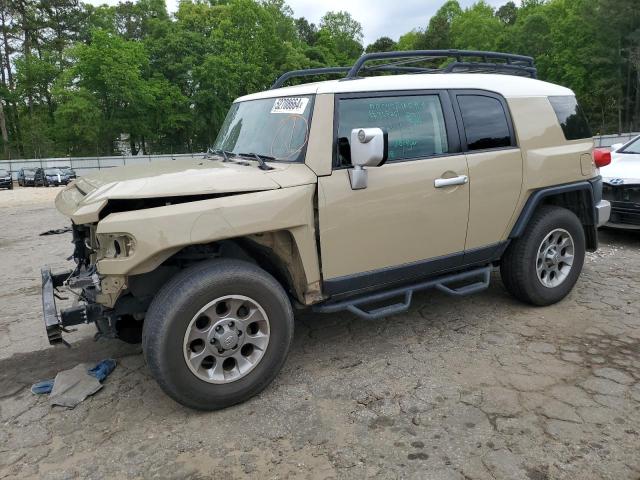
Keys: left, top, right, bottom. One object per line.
{"left": 41, "top": 267, "right": 103, "bottom": 345}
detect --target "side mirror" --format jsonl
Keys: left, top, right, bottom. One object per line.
{"left": 348, "top": 128, "right": 388, "bottom": 190}
{"left": 610, "top": 143, "right": 623, "bottom": 152}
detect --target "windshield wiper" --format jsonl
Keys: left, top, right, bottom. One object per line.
{"left": 238, "top": 152, "right": 275, "bottom": 171}
{"left": 206, "top": 148, "right": 235, "bottom": 162}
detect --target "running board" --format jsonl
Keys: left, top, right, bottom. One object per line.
{"left": 313, "top": 266, "right": 491, "bottom": 320}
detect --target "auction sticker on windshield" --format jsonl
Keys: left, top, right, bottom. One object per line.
{"left": 271, "top": 97, "right": 309, "bottom": 115}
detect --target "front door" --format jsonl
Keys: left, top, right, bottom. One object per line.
{"left": 318, "top": 91, "right": 470, "bottom": 295}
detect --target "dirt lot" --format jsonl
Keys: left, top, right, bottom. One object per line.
{"left": 1, "top": 186, "right": 639, "bottom": 480}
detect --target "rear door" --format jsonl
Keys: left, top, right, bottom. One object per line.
{"left": 318, "top": 91, "right": 470, "bottom": 294}
{"left": 450, "top": 91, "right": 523, "bottom": 255}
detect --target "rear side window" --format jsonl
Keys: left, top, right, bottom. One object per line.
{"left": 336, "top": 95, "right": 449, "bottom": 165}
{"left": 457, "top": 95, "right": 512, "bottom": 151}
{"left": 549, "top": 96, "right": 592, "bottom": 140}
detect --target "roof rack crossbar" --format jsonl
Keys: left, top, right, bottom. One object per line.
{"left": 271, "top": 67, "right": 351, "bottom": 89}
{"left": 346, "top": 50, "right": 535, "bottom": 79}
{"left": 271, "top": 49, "right": 537, "bottom": 89}
{"left": 270, "top": 65, "right": 436, "bottom": 89}
{"left": 442, "top": 61, "right": 537, "bottom": 76}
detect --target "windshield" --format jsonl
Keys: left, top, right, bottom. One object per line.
{"left": 620, "top": 136, "right": 640, "bottom": 154}
{"left": 24, "top": 169, "right": 35, "bottom": 174}
{"left": 0, "top": 169, "right": 8, "bottom": 176}
{"left": 213, "top": 95, "right": 313, "bottom": 163}
{"left": 45, "top": 168, "right": 61, "bottom": 175}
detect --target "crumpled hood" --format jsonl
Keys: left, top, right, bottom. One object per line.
{"left": 600, "top": 152, "right": 640, "bottom": 184}
{"left": 56, "top": 158, "right": 317, "bottom": 223}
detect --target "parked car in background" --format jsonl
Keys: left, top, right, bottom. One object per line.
{"left": 59, "top": 166, "right": 77, "bottom": 179}
{"left": 600, "top": 135, "right": 640, "bottom": 229}
{"left": 18, "top": 167, "right": 46, "bottom": 187}
{"left": 0, "top": 168, "right": 12, "bottom": 189}
{"left": 44, "top": 168, "right": 71, "bottom": 186}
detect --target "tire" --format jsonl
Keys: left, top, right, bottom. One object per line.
{"left": 142, "top": 258, "right": 294, "bottom": 410}
{"left": 500, "top": 205, "right": 585, "bottom": 306}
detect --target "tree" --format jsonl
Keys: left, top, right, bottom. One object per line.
{"left": 496, "top": 1, "right": 517, "bottom": 25}
{"left": 423, "top": 0, "right": 462, "bottom": 49}
{"left": 319, "top": 11, "right": 363, "bottom": 43}
{"left": 366, "top": 36, "right": 396, "bottom": 53}
{"left": 396, "top": 30, "right": 424, "bottom": 51}
{"left": 450, "top": 1, "right": 503, "bottom": 51}
{"left": 295, "top": 17, "right": 317, "bottom": 45}
{"left": 317, "top": 11, "right": 363, "bottom": 62}
{"left": 62, "top": 29, "right": 154, "bottom": 154}
{"left": 0, "top": 0, "right": 638, "bottom": 159}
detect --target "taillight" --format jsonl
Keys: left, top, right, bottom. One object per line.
{"left": 592, "top": 148, "right": 611, "bottom": 168}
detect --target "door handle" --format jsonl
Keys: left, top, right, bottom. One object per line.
{"left": 434, "top": 175, "right": 468, "bottom": 188}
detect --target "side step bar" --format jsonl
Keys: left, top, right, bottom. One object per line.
{"left": 313, "top": 266, "right": 491, "bottom": 320}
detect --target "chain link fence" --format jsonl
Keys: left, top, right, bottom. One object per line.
{"left": 593, "top": 132, "right": 639, "bottom": 147}
{"left": 0, "top": 152, "right": 206, "bottom": 180}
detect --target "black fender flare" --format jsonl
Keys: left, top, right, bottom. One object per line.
{"left": 509, "top": 179, "right": 599, "bottom": 240}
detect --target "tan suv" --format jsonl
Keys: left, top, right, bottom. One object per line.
{"left": 42, "top": 50, "right": 611, "bottom": 410}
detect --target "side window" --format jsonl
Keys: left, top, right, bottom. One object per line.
{"left": 457, "top": 95, "right": 512, "bottom": 151}
{"left": 336, "top": 95, "right": 449, "bottom": 166}
{"left": 548, "top": 96, "right": 592, "bottom": 140}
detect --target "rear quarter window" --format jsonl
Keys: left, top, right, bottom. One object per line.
{"left": 457, "top": 95, "right": 513, "bottom": 151}
{"left": 548, "top": 96, "right": 592, "bottom": 140}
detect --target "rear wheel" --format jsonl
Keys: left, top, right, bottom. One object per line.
{"left": 500, "top": 206, "right": 585, "bottom": 306}
{"left": 142, "top": 259, "right": 294, "bottom": 410}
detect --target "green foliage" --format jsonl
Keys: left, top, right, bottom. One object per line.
{"left": 317, "top": 11, "right": 364, "bottom": 63}
{"left": 423, "top": 1, "right": 462, "bottom": 49}
{"left": 396, "top": 30, "right": 424, "bottom": 51}
{"left": 450, "top": 1, "right": 503, "bottom": 51}
{"left": 366, "top": 37, "right": 397, "bottom": 53}
{"left": 0, "top": 0, "right": 638, "bottom": 159}
{"left": 496, "top": 1, "right": 517, "bottom": 25}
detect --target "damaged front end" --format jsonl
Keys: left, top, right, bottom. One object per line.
{"left": 41, "top": 267, "right": 103, "bottom": 346}
{"left": 41, "top": 224, "right": 127, "bottom": 346}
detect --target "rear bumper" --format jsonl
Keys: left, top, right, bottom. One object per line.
{"left": 41, "top": 267, "right": 103, "bottom": 345}
{"left": 595, "top": 200, "right": 611, "bottom": 227}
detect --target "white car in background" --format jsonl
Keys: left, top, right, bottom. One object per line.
{"left": 600, "top": 135, "right": 640, "bottom": 229}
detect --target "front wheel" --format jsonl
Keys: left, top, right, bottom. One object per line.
{"left": 142, "top": 259, "right": 294, "bottom": 410}
{"left": 500, "top": 206, "right": 585, "bottom": 306}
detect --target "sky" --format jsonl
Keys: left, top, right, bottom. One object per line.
{"left": 84, "top": 0, "right": 508, "bottom": 45}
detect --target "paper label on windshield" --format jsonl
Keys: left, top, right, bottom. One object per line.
{"left": 271, "top": 97, "right": 309, "bottom": 115}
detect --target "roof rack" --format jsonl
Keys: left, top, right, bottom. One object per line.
{"left": 271, "top": 49, "right": 536, "bottom": 89}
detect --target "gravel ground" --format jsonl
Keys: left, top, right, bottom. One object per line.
{"left": 1, "top": 186, "right": 639, "bottom": 480}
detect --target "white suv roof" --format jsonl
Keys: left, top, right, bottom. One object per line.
{"left": 237, "top": 73, "right": 573, "bottom": 103}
